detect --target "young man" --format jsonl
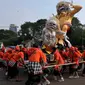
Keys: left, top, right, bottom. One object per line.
{"left": 53, "top": 49, "right": 65, "bottom": 82}
{"left": 8, "top": 46, "right": 24, "bottom": 81}
{"left": 25, "top": 44, "right": 50, "bottom": 85}
{"left": 68, "top": 46, "right": 81, "bottom": 78}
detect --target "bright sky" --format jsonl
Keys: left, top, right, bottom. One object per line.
{"left": 0, "top": 0, "right": 85, "bottom": 30}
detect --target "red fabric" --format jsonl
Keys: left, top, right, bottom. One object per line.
{"left": 3, "top": 52, "right": 9, "bottom": 61}
{"left": 60, "top": 50, "right": 69, "bottom": 60}
{"left": 7, "top": 48, "right": 12, "bottom": 53}
{"left": 3, "top": 51, "right": 14, "bottom": 61}
{"left": 82, "top": 50, "right": 85, "bottom": 58}
{"left": 54, "top": 65, "right": 59, "bottom": 69}
{"left": 22, "top": 47, "right": 27, "bottom": 53}
{"left": 27, "top": 47, "right": 47, "bottom": 63}
{"left": 54, "top": 50, "right": 64, "bottom": 64}
{"left": 68, "top": 47, "right": 81, "bottom": 63}
{"left": 69, "top": 46, "right": 75, "bottom": 51}
{"left": 76, "top": 60, "right": 79, "bottom": 65}
{"left": 15, "top": 46, "right": 20, "bottom": 51}
{"left": 10, "top": 51, "right": 24, "bottom": 62}
{"left": 0, "top": 51, "right": 4, "bottom": 59}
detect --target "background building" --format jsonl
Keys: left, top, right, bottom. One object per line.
{"left": 9, "top": 24, "right": 18, "bottom": 33}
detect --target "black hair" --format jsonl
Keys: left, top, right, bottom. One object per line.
{"left": 32, "top": 43, "right": 39, "bottom": 48}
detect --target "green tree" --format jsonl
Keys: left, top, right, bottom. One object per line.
{"left": 70, "top": 17, "right": 83, "bottom": 46}
{"left": 0, "top": 29, "right": 17, "bottom": 46}
{"left": 19, "top": 19, "right": 47, "bottom": 43}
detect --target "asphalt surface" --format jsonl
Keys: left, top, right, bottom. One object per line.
{"left": 0, "top": 68, "right": 85, "bottom": 85}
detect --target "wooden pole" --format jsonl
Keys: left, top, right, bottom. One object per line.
{"left": 44, "top": 61, "right": 85, "bottom": 68}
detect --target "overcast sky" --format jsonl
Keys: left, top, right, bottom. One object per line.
{"left": 0, "top": 0, "right": 84, "bottom": 30}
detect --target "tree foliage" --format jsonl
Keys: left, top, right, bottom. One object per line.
{"left": 0, "top": 29, "right": 17, "bottom": 46}
{"left": 70, "top": 17, "right": 84, "bottom": 46}
{"left": 18, "top": 19, "right": 47, "bottom": 42}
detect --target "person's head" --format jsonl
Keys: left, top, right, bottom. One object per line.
{"left": 69, "top": 46, "right": 75, "bottom": 52}
{"left": 7, "top": 48, "right": 12, "bottom": 53}
{"left": 15, "top": 45, "right": 20, "bottom": 51}
{"left": 56, "top": 1, "right": 70, "bottom": 15}
{"left": 32, "top": 43, "right": 39, "bottom": 48}
{"left": 52, "top": 47, "right": 57, "bottom": 53}
{"left": 66, "top": 47, "right": 69, "bottom": 51}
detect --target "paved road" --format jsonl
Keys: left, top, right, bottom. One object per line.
{"left": 0, "top": 68, "right": 85, "bottom": 85}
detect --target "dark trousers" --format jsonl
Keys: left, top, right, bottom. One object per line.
{"left": 0, "top": 62, "right": 5, "bottom": 68}
{"left": 53, "top": 69, "right": 63, "bottom": 78}
{"left": 8, "top": 63, "right": 19, "bottom": 78}
{"left": 25, "top": 73, "right": 43, "bottom": 85}
{"left": 69, "top": 64, "right": 78, "bottom": 75}
{"left": 82, "top": 64, "right": 85, "bottom": 74}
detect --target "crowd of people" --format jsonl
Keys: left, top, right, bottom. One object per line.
{"left": 0, "top": 44, "right": 85, "bottom": 85}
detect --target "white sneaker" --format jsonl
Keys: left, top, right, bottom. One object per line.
{"left": 5, "top": 72, "right": 8, "bottom": 76}
{"left": 69, "top": 75, "right": 74, "bottom": 78}
{"left": 74, "top": 76, "right": 79, "bottom": 78}
{"left": 0, "top": 68, "right": 3, "bottom": 71}
{"left": 45, "top": 79, "right": 50, "bottom": 85}
{"left": 58, "top": 77, "right": 64, "bottom": 82}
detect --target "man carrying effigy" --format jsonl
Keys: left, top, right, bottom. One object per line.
{"left": 25, "top": 43, "right": 50, "bottom": 85}
{"left": 41, "top": 0, "right": 82, "bottom": 82}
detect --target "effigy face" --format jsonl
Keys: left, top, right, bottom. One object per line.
{"left": 56, "top": 1, "right": 71, "bottom": 15}
{"left": 42, "top": 28, "right": 56, "bottom": 46}
{"left": 45, "top": 17, "right": 59, "bottom": 31}
{"left": 42, "top": 17, "right": 59, "bottom": 47}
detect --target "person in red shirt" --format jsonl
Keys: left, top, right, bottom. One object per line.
{"left": 7, "top": 46, "right": 24, "bottom": 81}
{"left": 59, "top": 47, "right": 70, "bottom": 75}
{"left": 68, "top": 46, "right": 81, "bottom": 78}
{"left": 3, "top": 48, "right": 13, "bottom": 78}
{"left": 53, "top": 49, "right": 64, "bottom": 82}
{"left": 22, "top": 47, "right": 28, "bottom": 60}
{"left": 0, "top": 49, "right": 4, "bottom": 68}
{"left": 25, "top": 44, "right": 50, "bottom": 85}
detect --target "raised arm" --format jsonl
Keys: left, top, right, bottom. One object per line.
{"left": 70, "top": 4, "right": 82, "bottom": 16}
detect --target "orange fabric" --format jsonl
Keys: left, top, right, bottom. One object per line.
{"left": 54, "top": 50, "right": 64, "bottom": 64}
{"left": 3, "top": 48, "right": 13, "bottom": 61}
{"left": 76, "top": 50, "right": 82, "bottom": 57}
{"left": 82, "top": 50, "right": 85, "bottom": 58}
{"left": 45, "top": 45, "right": 53, "bottom": 53}
{"left": 18, "top": 52, "right": 24, "bottom": 59}
{"left": 22, "top": 47, "right": 27, "bottom": 53}
{"left": 10, "top": 51, "right": 24, "bottom": 62}
{"left": 8, "top": 53, "right": 14, "bottom": 61}
{"left": 60, "top": 50, "right": 69, "bottom": 60}
{"left": 3, "top": 52, "right": 9, "bottom": 61}
{"left": 28, "top": 48, "right": 47, "bottom": 63}
{"left": 68, "top": 49, "right": 81, "bottom": 62}
{"left": 73, "top": 51, "right": 81, "bottom": 62}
